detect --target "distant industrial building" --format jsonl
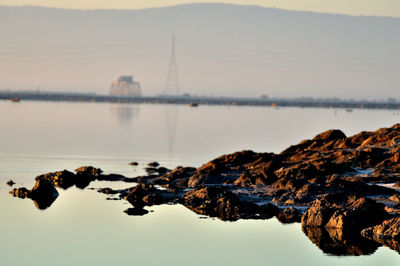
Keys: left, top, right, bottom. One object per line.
{"left": 109, "top": 76, "right": 142, "bottom": 96}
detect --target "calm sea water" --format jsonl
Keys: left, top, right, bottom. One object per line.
{"left": 1, "top": 101, "right": 400, "bottom": 265}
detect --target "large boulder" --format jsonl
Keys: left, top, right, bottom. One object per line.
{"left": 35, "top": 170, "right": 76, "bottom": 189}
{"left": 301, "top": 194, "right": 390, "bottom": 232}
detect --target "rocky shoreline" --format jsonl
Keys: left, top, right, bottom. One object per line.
{"left": 9, "top": 123, "right": 400, "bottom": 255}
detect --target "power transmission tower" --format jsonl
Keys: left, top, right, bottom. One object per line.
{"left": 164, "top": 35, "right": 180, "bottom": 95}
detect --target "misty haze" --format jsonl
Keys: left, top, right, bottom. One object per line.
{"left": 1, "top": 3, "right": 400, "bottom": 99}
{"left": 2, "top": 3, "right": 400, "bottom": 266}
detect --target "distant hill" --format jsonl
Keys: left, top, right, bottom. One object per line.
{"left": 0, "top": 3, "right": 399, "bottom": 99}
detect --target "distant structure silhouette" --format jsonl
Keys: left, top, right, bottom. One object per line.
{"left": 164, "top": 35, "right": 180, "bottom": 95}
{"left": 110, "top": 76, "right": 142, "bottom": 96}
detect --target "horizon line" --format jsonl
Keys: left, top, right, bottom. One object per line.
{"left": 0, "top": 2, "right": 399, "bottom": 19}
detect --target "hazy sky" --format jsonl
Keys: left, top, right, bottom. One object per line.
{"left": 1, "top": 0, "right": 400, "bottom": 17}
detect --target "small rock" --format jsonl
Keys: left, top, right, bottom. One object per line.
{"left": 75, "top": 166, "right": 102, "bottom": 176}
{"left": 6, "top": 180, "right": 15, "bottom": 186}
{"left": 147, "top": 162, "right": 159, "bottom": 167}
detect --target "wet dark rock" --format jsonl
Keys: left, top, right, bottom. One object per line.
{"left": 125, "top": 183, "right": 178, "bottom": 208}
{"left": 276, "top": 207, "right": 302, "bottom": 223}
{"left": 159, "top": 166, "right": 196, "bottom": 188}
{"left": 36, "top": 170, "right": 76, "bottom": 189}
{"left": 280, "top": 139, "right": 314, "bottom": 157}
{"left": 301, "top": 194, "right": 390, "bottom": 232}
{"left": 145, "top": 167, "right": 158, "bottom": 175}
{"left": 233, "top": 159, "right": 281, "bottom": 187}
{"left": 9, "top": 187, "right": 30, "bottom": 198}
{"left": 180, "top": 186, "right": 268, "bottom": 221}
{"left": 147, "top": 161, "right": 159, "bottom": 167}
{"left": 75, "top": 166, "right": 103, "bottom": 177}
{"left": 35, "top": 168, "right": 111, "bottom": 189}
{"left": 313, "top": 129, "right": 347, "bottom": 142}
{"left": 130, "top": 161, "right": 139, "bottom": 166}
{"left": 187, "top": 150, "right": 275, "bottom": 188}
{"left": 187, "top": 162, "right": 230, "bottom": 188}
{"left": 156, "top": 167, "right": 170, "bottom": 175}
{"left": 233, "top": 171, "right": 276, "bottom": 187}
{"left": 6, "top": 180, "right": 15, "bottom": 186}
{"left": 275, "top": 159, "right": 354, "bottom": 180}
{"left": 345, "top": 131, "right": 375, "bottom": 148}
{"left": 144, "top": 167, "right": 171, "bottom": 176}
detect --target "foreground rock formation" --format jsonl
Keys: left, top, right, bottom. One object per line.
{"left": 10, "top": 179, "right": 59, "bottom": 209}
{"left": 9, "top": 123, "right": 400, "bottom": 256}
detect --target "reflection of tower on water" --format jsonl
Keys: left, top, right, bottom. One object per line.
{"left": 165, "top": 105, "right": 179, "bottom": 156}
{"left": 110, "top": 105, "right": 140, "bottom": 125}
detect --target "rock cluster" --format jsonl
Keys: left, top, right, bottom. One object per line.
{"left": 10, "top": 123, "right": 400, "bottom": 255}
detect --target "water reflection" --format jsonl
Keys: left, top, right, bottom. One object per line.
{"left": 302, "top": 226, "right": 380, "bottom": 256}
{"left": 165, "top": 105, "right": 179, "bottom": 155}
{"left": 109, "top": 105, "right": 140, "bottom": 125}
{"left": 124, "top": 207, "right": 149, "bottom": 216}
{"left": 32, "top": 195, "right": 58, "bottom": 210}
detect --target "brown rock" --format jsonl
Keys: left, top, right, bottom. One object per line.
{"left": 75, "top": 166, "right": 102, "bottom": 176}
{"left": 180, "top": 186, "right": 262, "bottom": 221}
{"left": 313, "top": 129, "right": 347, "bottom": 142}
{"left": 9, "top": 187, "right": 30, "bottom": 198}
{"left": 36, "top": 170, "right": 76, "bottom": 189}
{"left": 147, "top": 161, "right": 160, "bottom": 167}
{"left": 6, "top": 180, "right": 15, "bottom": 186}
{"left": 361, "top": 217, "right": 400, "bottom": 241}
{"left": 301, "top": 194, "right": 390, "bottom": 232}
{"left": 10, "top": 179, "right": 59, "bottom": 210}
{"left": 276, "top": 207, "right": 302, "bottom": 223}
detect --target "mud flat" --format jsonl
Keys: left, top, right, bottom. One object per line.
{"left": 10, "top": 123, "right": 400, "bottom": 255}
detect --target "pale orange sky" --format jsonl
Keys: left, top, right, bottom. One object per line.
{"left": 0, "top": 0, "right": 399, "bottom": 17}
